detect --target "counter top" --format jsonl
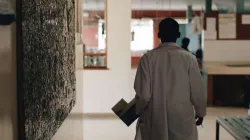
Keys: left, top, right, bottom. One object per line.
{"left": 204, "top": 61, "right": 250, "bottom": 75}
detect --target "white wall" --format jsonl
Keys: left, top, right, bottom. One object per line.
{"left": 83, "top": 0, "right": 132, "bottom": 113}
{"left": 0, "top": 25, "right": 17, "bottom": 139}
{"left": 204, "top": 40, "right": 250, "bottom": 62}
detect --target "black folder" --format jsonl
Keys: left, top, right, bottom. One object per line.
{"left": 112, "top": 98, "right": 139, "bottom": 126}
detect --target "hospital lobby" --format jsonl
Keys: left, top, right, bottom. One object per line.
{"left": 1, "top": 0, "right": 250, "bottom": 140}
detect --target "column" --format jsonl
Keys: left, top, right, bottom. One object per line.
{"left": 106, "top": 0, "right": 131, "bottom": 68}
{"left": 106, "top": 0, "right": 132, "bottom": 98}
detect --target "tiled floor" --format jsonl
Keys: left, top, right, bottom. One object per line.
{"left": 83, "top": 107, "right": 247, "bottom": 140}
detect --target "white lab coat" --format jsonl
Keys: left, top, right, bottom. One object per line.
{"left": 134, "top": 43, "right": 207, "bottom": 140}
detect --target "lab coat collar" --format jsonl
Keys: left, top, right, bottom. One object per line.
{"left": 159, "top": 42, "right": 179, "bottom": 48}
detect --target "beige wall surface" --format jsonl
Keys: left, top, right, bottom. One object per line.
{"left": 0, "top": 24, "right": 17, "bottom": 140}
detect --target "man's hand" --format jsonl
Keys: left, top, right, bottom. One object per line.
{"left": 195, "top": 115, "right": 204, "bottom": 126}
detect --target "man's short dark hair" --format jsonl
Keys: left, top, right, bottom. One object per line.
{"left": 158, "top": 18, "right": 180, "bottom": 40}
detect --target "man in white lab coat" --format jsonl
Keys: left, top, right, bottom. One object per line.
{"left": 134, "top": 18, "right": 207, "bottom": 140}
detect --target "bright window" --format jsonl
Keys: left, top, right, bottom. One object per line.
{"left": 131, "top": 19, "right": 154, "bottom": 51}
{"left": 98, "top": 19, "right": 106, "bottom": 50}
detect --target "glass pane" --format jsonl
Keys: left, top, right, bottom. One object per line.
{"left": 82, "top": 0, "right": 107, "bottom": 69}
{"left": 131, "top": 19, "right": 154, "bottom": 56}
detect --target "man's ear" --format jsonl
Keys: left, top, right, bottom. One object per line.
{"left": 158, "top": 32, "right": 161, "bottom": 38}
{"left": 177, "top": 32, "right": 181, "bottom": 38}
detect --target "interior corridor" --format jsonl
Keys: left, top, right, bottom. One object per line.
{"left": 2, "top": 0, "right": 250, "bottom": 139}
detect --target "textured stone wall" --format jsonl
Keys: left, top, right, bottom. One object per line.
{"left": 21, "top": 0, "right": 75, "bottom": 139}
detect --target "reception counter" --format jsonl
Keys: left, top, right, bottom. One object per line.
{"left": 204, "top": 61, "right": 250, "bottom": 107}
{"left": 204, "top": 61, "right": 250, "bottom": 75}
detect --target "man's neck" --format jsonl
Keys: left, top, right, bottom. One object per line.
{"left": 161, "top": 40, "right": 176, "bottom": 43}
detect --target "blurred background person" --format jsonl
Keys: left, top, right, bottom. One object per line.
{"left": 181, "top": 37, "right": 190, "bottom": 52}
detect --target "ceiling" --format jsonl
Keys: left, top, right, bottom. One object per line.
{"left": 82, "top": 0, "right": 237, "bottom": 10}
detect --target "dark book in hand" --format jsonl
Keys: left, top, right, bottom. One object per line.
{"left": 112, "top": 98, "right": 139, "bottom": 126}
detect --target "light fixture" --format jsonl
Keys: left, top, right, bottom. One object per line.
{"left": 131, "top": 31, "right": 135, "bottom": 41}
{"left": 102, "top": 22, "right": 105, "bottom": 35}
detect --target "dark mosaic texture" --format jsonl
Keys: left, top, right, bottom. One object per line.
{"left": 21, "top": 0, "right": 75, "bottom": 139}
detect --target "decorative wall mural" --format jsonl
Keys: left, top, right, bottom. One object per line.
{"left": 17, "top": 0, "right": 75, "bottom": 139}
